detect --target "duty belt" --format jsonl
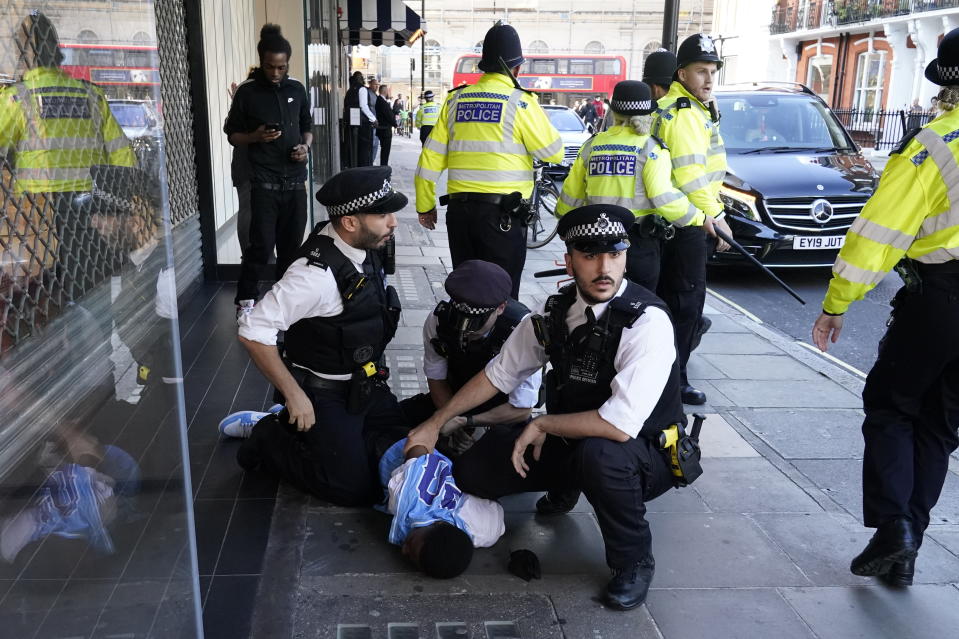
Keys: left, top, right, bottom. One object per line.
{"left": 441, "top": 192, "right": 508, "bottom": 206}
{"left": 917, "top": 260, "right": 959, "bottom": 276}
{"left": 254, "top": 181, "right": 305, "bottom": 191}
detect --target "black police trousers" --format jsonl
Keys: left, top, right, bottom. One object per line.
{"left": 657, "top": 225, "right": 708, "bottom": 386}
{"left": 237, "top": 382, "right": 407, "bottom": 506}
{"left": 446, "top": 199, "right": 526, "bottom": 299}
{"left": 861, "top": 273, "right": 959, "bottom": 537}
{"left": 454, "top": 424, "right": 674, "bottom": 569}
{"left": 235, "top": 185, "right": 307, "bottom": 304}
{"left": 625, "top": 225, "right": 664, "bottom": 291}
{"left": 419, "top": 125, "right": 434, "bottom": 146}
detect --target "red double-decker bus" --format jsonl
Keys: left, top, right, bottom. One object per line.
{"left": 59, "top": 43, "right": 160, "bottom": 100}
{"left": 451, "top": 54, "right": 627, "bottom": 106}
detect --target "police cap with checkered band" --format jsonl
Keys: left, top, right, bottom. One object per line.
{"left": 926, "top": 27, "right": 959, "bottom": 86}
{"left": 610, "top": 80, "right": 657, "bottom": 116}
{"left": 557, "top": 205, "right": 633, "bottom": 254}
{"left": 444, "top": 260, "right": 512, "bottom": 315}
{"left": 315, "top": 166, "right": 408, "bottom": 217}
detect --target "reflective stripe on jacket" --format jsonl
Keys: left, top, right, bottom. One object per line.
{"left": 0, "top": 67, "right": 134, "bottom": 193}
{"left": 414, "top": 73, "right": 564, "bottom": 211}
{"left": 556, "top": 125, "right": 703, "bottom": 227}
{"left": 823, "top": 108, "right": 959, "bottom": 314}
{"left": 651, "top": 81, "right": 726, "bottom": 220}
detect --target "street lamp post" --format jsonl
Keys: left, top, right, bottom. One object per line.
{"left": 421, "top": 0, "right": 426, "bottom": 97}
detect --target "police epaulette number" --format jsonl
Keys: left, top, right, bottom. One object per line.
{"left": 306, "top": 248, "right": 328, "bottom": 269}
{"left": 892, "top": 127, "right": 921, "bottom": 156}
{"left": 676, "top": 97, "right": 691, "bottom": 109}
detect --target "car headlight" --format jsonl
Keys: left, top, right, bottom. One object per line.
{"left": 719, "top": 186, "right": 760, "bottom": 221}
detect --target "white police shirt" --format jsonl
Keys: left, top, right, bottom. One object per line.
{"left": 237, "top": 222, "right": 366, "bottom": 381}
{"left": 422, "top": 308, "right": 541, "bottom": 409}
{"left": 485, "top": 280, "right": 676, "bottom": 439}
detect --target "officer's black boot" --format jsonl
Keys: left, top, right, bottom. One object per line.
{"left": 850, "top": 517, "right": 918, "bottom": 577}
{"left": 681, "top": 385, "right": 707, "bottom": 405}
{"left": 689, "top": 315, "right": 712, "bottom": 353}
{"left": 880, "top": 557, "right": 915, "bottom": 587}
{"left": 535, "top": 489, "right": 581, "bottom": 516}
{"left": 604, "top": 557, "right": 655, "bottom": 610}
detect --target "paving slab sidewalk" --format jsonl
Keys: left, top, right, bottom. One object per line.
{"left": 250, "top": 137, "right": 959, "bottom": 639}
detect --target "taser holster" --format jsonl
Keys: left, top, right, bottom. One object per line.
{"left": 658, "top": 413, "right": 706, "bottom": 487}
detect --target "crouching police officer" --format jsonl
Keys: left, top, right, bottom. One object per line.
{"left": 557, "top": 80, "right": 703, "bottom": 291}
{"left": 652, "top": 33, "right": 734, "bottom": 406}
{"left": 400, "top": 259, "right": 541, "bottom": 454}
{"left": 812, "top": 29, "right": 959, "bottom": 587}
{"left": 237, "top": 166, "right": 406, "bottom": 506}
{"left": 414, "top": 22, "right": 564, "bottom": 298}
{"left": 406, "top": 205, "right": 695, "bottom": 610}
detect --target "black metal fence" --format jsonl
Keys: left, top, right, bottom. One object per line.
{"left": 772, "top": 0, "right": 959, "bottom": 34}
{"left": 832, "top": 108, "right": 936, "bottom": 149}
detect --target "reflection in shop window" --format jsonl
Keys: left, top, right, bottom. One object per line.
{"left": 853, "top": 51, "right": 886, "bottom": 119}
{"left": 806, "top": 54, "right": 833, "bottom": 104}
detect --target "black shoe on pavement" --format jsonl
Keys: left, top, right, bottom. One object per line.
{"left": 536, "top": 489, "right": 581, "bottom": 515}
{"left": 689, "top": 315, "right": 712, "bottom": 353}
{"left": 604, "top": 559, "right": 655, "bottom": 610}
{"left": 681, "top": 385, "right": 707, "bottom": 405}
{"left": 851, "top": 517, "right": 918, "bottom": 577}
{"left": 879, "top": 557, "right": 915, "bottom": 587}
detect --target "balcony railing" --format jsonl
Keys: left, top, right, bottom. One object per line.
{"left": 771, "top": 0, "right": 959, "bottom": 34}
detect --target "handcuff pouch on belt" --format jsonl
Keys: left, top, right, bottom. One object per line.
{"left": 499, "top": 191, "right": 529, "bottom": 232}
{"left": 657, "top": 413, "right": 706, "bottom": 487}
{"left": 637, "top": 215, "right": 674, "bottom": 241}
{"left": 894, "top": 258, "right": 923, "bottom": 295}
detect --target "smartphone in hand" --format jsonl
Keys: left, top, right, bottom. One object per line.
{"left": 265, "top": 122, "right": 281, "bottom": 132}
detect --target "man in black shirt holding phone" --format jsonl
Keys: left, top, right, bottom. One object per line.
{"left": 225, "top": 24, "right": 313, "bottom": 316}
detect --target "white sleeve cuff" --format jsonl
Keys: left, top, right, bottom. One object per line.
{"left": 237, "top": 325, "right": 279, "bottom": 346}
{"left": 597, "top": 403, "right": 640, "bottom": 440}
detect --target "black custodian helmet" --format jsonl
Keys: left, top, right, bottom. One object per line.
{"left": 676, "top": 33, "right": 723, "bottom": 70}
{"left": 478, "top": 22, "right": 525, "bottom": 73}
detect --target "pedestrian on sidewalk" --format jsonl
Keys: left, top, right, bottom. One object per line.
{"left": 650, "top": 33, "right": 734, "bottom": 406}
{"left": 375, "top": 84, "right": 395, "bottom": 166}
{"left": 556, "top": 80, "right": 702, "bottom": 291}
{"left": 225, "top": 24, "right": 312, "bottom": 315}
{"left": 343, "top": 71, "right": 377, "bottom": 166}
{"left": 398, "top": 260, "right": 540, "bottom": 456}
{"left": 406, "top": 205, "right": 692, "bottom": 611}
{"left": 369, "top": 78, "right": 381, "bottom": 163}
{"left": 812, "top": 28, "right": 959, "bottom": 589}
{"left": 235, "top": 167, "right": 406, "bottom": 507}
{"left": 414, "top": 22, "right": 564, "bottom": 298}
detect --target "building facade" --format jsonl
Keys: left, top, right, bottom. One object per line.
{"left": 769, "top": 0, "right": 959, "bottom": 111}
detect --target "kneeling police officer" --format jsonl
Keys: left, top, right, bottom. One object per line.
{"left": 406, "top": 205, "right": 698, "bottom": 610}
{"left": 237, "top": 166, "right": 406, "bottom": 506}
{"left": 400, "top": 260, "right": 541, "bottom": 453}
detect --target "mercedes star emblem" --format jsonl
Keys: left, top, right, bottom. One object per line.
{"left": 809, "top": 198, "right": 833, "bottom": 224}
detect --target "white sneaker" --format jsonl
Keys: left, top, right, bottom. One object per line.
{"left": 218, "top": 410, "right": 270, "bottom": 439}
{"left": 236, "top": 299, "right": 255, "bottom": 321}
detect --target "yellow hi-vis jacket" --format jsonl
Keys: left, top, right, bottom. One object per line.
{"left": 414, "top": 73, "right": 564, "bottom": 212}
{"left": 0, "top": 67, "right": 134, "bottom": 194}
{"left": 822, "top": 107, "right": 959, "bottom": 314}
{"left": 415, "top": 99, "right": 440, "bottom": 127}
{"left": 651, "top": 81, "right": 727, "bottom": 221}
{"left": 556, "top": 125, "right": 704, "bottom": 227}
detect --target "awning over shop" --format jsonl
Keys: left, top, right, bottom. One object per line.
{"left": 340, "top": 0, "right": 425, "bottom": 47}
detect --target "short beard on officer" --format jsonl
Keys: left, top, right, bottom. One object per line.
{"left": 565, "top": 247, "right": 627, "bottom": 306}
{"left": 333, "top": 214, "right": 395, "bottom": 250}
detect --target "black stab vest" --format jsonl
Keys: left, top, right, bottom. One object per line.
{"left": 540, "top": 282, "right": 684, "bottom": 438}
{"left": 283, "top": 224, "right": 401, "bottom": 375}
{"left": 432, "top": 298, "right": 530, "bottom": 416}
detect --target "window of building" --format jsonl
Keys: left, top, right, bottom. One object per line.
{"left": 853, "top": 50, "right": 886, "bottom": 115}
{"left": 585, "top": 41, "right": 604, "bottom": 54}
{"left": 528, "top": 40, "right": 548, "bottom": 54}
{"left": 806, "top": 54, "right": 833, "bottom": 103}
{"left": 643, "top": 40, "right": 662, "bottom": 56}
{"left": 473, "top": 41, "right": 483, "bottom": 54}
{"left": 425, "top": 38, "right": 442, "bottom": 83}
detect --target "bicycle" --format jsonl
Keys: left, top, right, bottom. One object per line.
{"left": 525, "top": 163, "right": 568, "bottom": 249}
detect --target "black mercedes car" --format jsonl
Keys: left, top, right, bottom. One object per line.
{"left": 711, "top": 84, "right": 879, "bottom": 267}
